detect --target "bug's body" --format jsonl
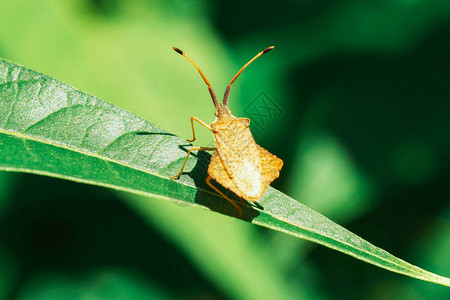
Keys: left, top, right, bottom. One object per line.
{"left": 170, "top": 46, "right": 283, "bottom": 217}
{"left": 208, "top": 104, "right": 283, "bottom": 202}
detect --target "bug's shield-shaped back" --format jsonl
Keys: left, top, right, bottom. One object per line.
{"left": 208, "top": 116, "right": 283, "bottom": 202}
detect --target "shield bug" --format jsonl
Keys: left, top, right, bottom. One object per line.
{"left": 170, "top": 46, "right": 283, "bottom": 218}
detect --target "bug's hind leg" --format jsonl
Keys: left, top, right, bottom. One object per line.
{"left": 170, "top": 147, "right": 215, "bottom": 180}
{"left": 206, "top": 176, "right": 242, "bottom": 219}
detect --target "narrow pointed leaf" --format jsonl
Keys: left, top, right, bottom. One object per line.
{"left": 0, "top": 58, "right": 448, "bottom": 286}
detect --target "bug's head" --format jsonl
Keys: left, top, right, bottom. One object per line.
{"left": 214, "top": 103, "right": 231, "bottom": 119}
{"left": 172, "top": 46, "right": 274, "bottom": 114}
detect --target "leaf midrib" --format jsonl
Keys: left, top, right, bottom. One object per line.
{"left": 1, "top": 127, "right": 171, "bottom": 179}
{"left": 1, "top": 128, "right": 448, "bottom": 285}
{"left": 0, "top": 128, "right": 416, "bottom": 267}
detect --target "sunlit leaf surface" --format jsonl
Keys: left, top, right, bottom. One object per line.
{"left": 0, "top": 59, "right": 448, "bottom": 287}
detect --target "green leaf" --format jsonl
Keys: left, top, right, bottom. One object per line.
{"left": 0, "top": 58, "right": 449, "bottom": 287}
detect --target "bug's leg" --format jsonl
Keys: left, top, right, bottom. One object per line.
{"left": 188, "top": 116, "right": 213, "bottom": 143}
{"left": 239, "top": 197, "right": 244, "bottom": 205}
{"left": 206, "top": 176, "right": 242, "bottom": 219}
{"left": 170, "top": 147, "right": 215, "bottom": 180}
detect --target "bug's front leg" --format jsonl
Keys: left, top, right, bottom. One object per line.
{"left": 188, "top": 116, "right": 213, "bottom": 143}
{"left": 170, "top": 146, "right": 216, "bottom": 180}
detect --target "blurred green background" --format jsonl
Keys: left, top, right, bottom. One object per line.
{"left": 1, "top": 0, "right": 449, "bottom": 299}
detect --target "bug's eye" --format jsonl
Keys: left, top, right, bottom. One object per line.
{"left": 243, "top": 118, "right": 250, "bottom": 127}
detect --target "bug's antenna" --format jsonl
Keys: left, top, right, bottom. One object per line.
{"left": 223, "top": 46, "right": 274, "bottom": 106}
{"left": 173, "top": 47, "right": 219, "bottom": 108}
